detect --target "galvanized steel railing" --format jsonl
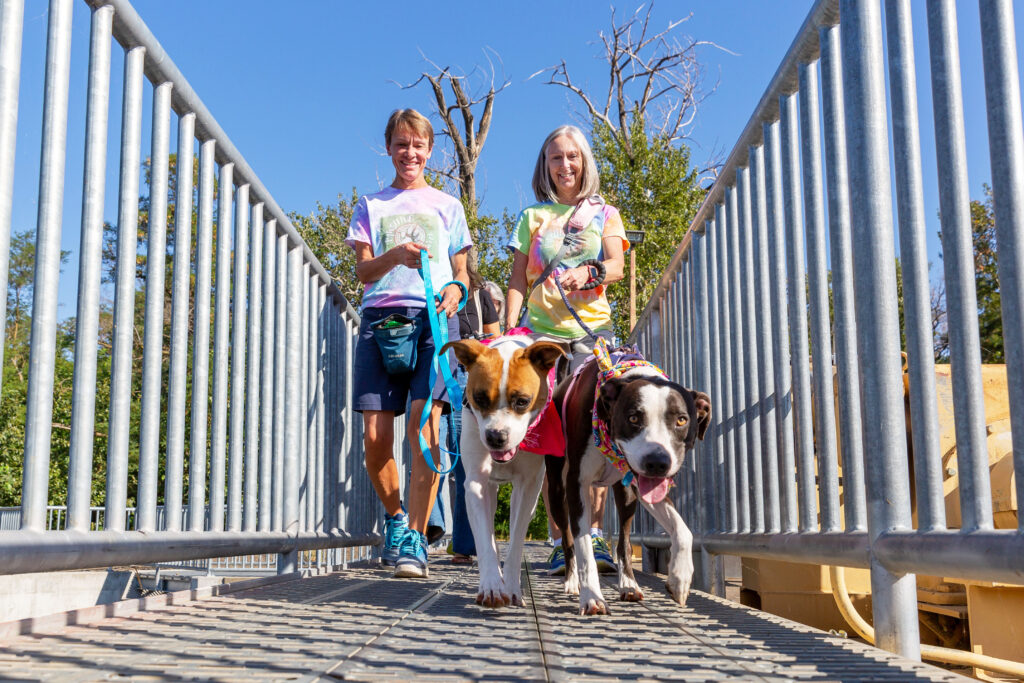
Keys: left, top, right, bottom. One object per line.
{"left": 630, "top": 0, "right": 1024, "bottom": 659}
{"left": 0, "top": 0, "right": 378, "bottom": 575}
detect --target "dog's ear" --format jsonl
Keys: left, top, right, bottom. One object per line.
{"left": 597, "top": 377, "right": 628, "bottom": 423}
{"left": 440, "top": 339, "right": 488, "bottom": 369}
{"left": 523, "top": 341, "right": 571, "bottom": 374}
{"left": 689, "top": 390, "right": 712, "bottom": 440}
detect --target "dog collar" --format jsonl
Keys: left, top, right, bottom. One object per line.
{"left": 590, "top": 337, "right": 669, "bottom": 487}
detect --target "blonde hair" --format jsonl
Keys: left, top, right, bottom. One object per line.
{"left": 483, "top": 281, "right": 506, "bottom": 323}
{"left": 531, "top": 125, "right": 600, "bottom": 204}
{"left": 385, "top": 109, "right": 434, "bottom": 149}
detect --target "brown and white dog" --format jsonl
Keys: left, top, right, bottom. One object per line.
{"left": 440, "top": 334, "right": 569, "bottom": 608}
{"left": 546, "top": 351, "right": 710, "bottom": 615}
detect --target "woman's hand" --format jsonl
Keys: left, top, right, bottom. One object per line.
{"left": 389, "top": 242, "right": 430, "bottom": 269}
{"left": 557, "top": 265, "right": 592, "bottom": 292}
{"left": 436, "top": 283, "right": 463, "bottom": 317}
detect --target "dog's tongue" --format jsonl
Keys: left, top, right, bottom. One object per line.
{"left": 637, "top": 475, "right": 670, "bottom": 504}
{"left": 490, "top": 449, "right": 516, "bottom": 463}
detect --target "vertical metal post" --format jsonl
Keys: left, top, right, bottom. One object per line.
{"left": 307, "top": 274, "right": 318, "bottom": 531}
{"left": 764, "top": 119, "right": 797, "bottom": 533}
{"left": 927, "top": 0, "right": 993, "bottom": 532}
{"left": 188, "top": 138, "right": 216, "bottom": 532}
{"left": 68, "top": 4, "right": 112, "bottom": 531}
{"left": 840, "top": 0, "right": 920, "bottom": 657}
{"left": 259, "top": 219, "right": 277, "bottom": 531}
{"left": 245, "top": 202, "right": 264, "bottom": 531}
{"left": 316, "top": 284, "right": 327, "bottom": 531}
{"left": 713, "top": 204, "right": 736, "bottom": 532}
{"left": 0, "top": 0, "right": 24, "bottom": 400}
{"left": 780, "top": 90, "right": 817, "bottom": 532}
{"left": 750, "top": 143, "right": 781, "bottom": 533}
{"left": 280, "top": 242, "right": 303, "bottom": 573}
{"left": 137, "top": 80, "right": 172, "bottom": 532}
{"left": 273, "top": 231, "right": 287, "bottom": 531}
{"left": 300, "top": 264, "right": 311, "bottom": 532}
{"left": 228, "top": 183, "right": 249, "bottom": 531}
{"left": 164, "top": 111, "right": 195, "bottom": 532}
{"left": 738, "top": 166, "right": 764, "bottom": 533}
{"left": 798, "top": 59, "right": 841, "bottom": 532}
{"left": 209, "top": 162, "right": 234, "bottom": 532}
{"left": 106, "top": 44, "right": 146, "bottom": 532}
{"left": 727, "top": 182, "right": 750, "bottom": 532}
{"left": 978, "top": 0, "right": 1024, "bottom": 530}
{"left": 822, "top": 21, "right": 869, "bottom": 532}
{"left": 20, "top": 0, "right": 73, "bottom": 532}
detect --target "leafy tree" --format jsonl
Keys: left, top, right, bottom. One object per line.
{"left": 289, "top": 189, "right": 363, "bottom": 310}
{"left": 934, "top": 185, "right": 1001, "bottom": 363}
{"left": 591, "top": 118, "right": 705, "bottom": 340}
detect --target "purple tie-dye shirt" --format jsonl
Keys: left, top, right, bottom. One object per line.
{"left": 345, "top": 186, "right": 472, "bottom": 310}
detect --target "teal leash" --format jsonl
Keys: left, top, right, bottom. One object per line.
{"left": 417, "top": 248, "right": 467, "bottom": 475}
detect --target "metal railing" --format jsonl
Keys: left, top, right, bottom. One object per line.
{"left": 630, "top": 0, "right": 1024, "bottom": 660}
{"left": 0, "top": 0, "right": 380, "bottom": 575}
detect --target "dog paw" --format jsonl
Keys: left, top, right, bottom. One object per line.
{"left": 619, "top": 586, "right": 644, "bottom": 601}
{"left": 508, "top": 592, "right": 524, "bottom": 607}
{"left": 665, "top": 576, "right": 690, "bottom": 606}
{"left": 578, "top": 597, "right": 609, "bottom": 615}
{"left": 476, "top": 589, "right": 512, "bottom": 608}
{"left": 563, "top": 572, "right": 580, "bottom": 596}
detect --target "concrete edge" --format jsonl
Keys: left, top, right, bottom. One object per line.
{"left": 0, "top": 570, "right": 313, "bottom": 641}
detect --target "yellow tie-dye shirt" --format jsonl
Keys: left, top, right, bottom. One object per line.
{"left": 509, "top": 202, "right": 628, "bottom": 338}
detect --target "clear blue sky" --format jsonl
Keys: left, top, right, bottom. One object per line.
{"left": 7, "top": 1, "right": 1020, "bottom": 319}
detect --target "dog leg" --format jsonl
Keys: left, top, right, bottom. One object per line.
{"left": 613, "top": 482, "right": 643, "bottom": 602}
{"left": 502, "top": 453, "right": 545, "bottom": 606}
{"left": 545, "top": 455, "right": 579, "bottom": 597}
{"left": 569, "top": 467, "right": 607, "bottom": 615}
{"left": 642, "top": 498, "right": 693, "bottom": 606}
{"left": 462, "top": 418, "right": 509, "bottom": 608}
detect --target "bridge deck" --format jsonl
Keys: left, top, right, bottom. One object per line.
{"left": 0, "top": 544, "right": 967, "bottom": 681}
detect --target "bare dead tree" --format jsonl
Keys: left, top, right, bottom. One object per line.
{"left": 398, "top": 49, "right": 510, "bottom": 218}
{"left": 535, "top": 5, "right": 727, "bottom": 161}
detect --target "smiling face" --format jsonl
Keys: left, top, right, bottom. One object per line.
{"left": 387, "top": 125, "right": 432, "bottom": 189}
{"left": 545, "top": 135, "right": 583, "bottom": 204}
{"left": 441, "top": 337, "right": 568, "bottom": 463}
{"left": 597, "top": 374, "right": 711, "bottom": 504}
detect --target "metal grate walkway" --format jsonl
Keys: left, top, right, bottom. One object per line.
{"left": 0, "top": 545, "right": 968, "bottom": 681}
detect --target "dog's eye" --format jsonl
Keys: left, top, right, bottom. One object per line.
{"left": 512, "top": 396, "right": 531, "bottom": 412}
{"left": 676, "top": 416, "right": 688, "bottom": 428}
{"left": 473, "top": 391, "right": 490, "bottom": 409}
{"left": 628, "top": 414, "right": 640, "bottom": 425}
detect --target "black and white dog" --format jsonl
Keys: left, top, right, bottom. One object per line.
{"left": 546, "top": 348, "right": 710, "bottom": 615}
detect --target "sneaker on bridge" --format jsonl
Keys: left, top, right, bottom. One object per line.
{"left": 592, "top": 534, "right": 617, "bottom": 574}
{"left": 394, "top": 529, "right": 429, "bottom": 578}
{"left": 381, "top": 511, "right": 408, "bottom": 567}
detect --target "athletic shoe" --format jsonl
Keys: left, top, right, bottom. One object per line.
{"left": 548, "top": 545, "right": 566, "bottom": 575}
{"left": 592, "top": 535, "right": 618, "bottom": 574}
{"left": 426, "top": 524, "right": 445, "bottom": 545}
{"left": 394, "top": 529, "right": 429, "bottom": 578}
{"left": 381, "top": 511, "right": 408, "bottom": 567}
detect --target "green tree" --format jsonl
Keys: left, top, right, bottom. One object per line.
{"left": 289, "top": 189, "right": 363, "bottom": 309}
{"left": 934, "top": 185, "right": 1001, "bottom": 363}
{"left": 592, "top": 119, "right": 705, "bottom": 340}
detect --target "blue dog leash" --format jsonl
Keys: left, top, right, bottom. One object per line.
{"left": 417, "top": 248, "right": 467, "bottom": 475}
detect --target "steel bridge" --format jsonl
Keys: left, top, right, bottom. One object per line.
{"left": 0, "top": 0, "right": 1022, "bottom": 679}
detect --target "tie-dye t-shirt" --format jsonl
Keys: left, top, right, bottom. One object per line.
{"left": 346, "top": 186, "right": 472, "bottom": 310}
{"left": 508, "top": 202, "right": 628, "bottom": 338}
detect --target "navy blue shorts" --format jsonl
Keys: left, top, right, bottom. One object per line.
{"left": 354, "top": 306, "right": 460, "bottom": 416}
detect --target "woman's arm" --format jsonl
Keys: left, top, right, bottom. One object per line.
{"left": 505, "top": 250, "right": 529, "bottom": 329}
{"left": 352, "top": 240, "right": 429, "bottom": 284}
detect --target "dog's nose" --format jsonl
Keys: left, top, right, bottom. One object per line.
{"left": 484, "top": 428, "right": 509, "bottom": 450}
{"left": 641, "top": 451, "right": 672, "bottom": 477}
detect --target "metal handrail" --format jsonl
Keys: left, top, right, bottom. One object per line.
{"left": 0, "top": 0, "right": 377, "bottom": 576}
{"left": 628, "top": 0, "right": 1024, "bottom": 660}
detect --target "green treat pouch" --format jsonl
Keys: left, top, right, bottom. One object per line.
{"left": 371, "top": 313, "right": 420, "bottom": 375}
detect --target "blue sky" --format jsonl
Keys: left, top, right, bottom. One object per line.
{"left": 7, "top": 1, "right": 1022, "bottom": 319}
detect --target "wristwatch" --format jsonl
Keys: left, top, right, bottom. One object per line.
{"left": 587, "top": 265, "right": 599, "bottom": 281}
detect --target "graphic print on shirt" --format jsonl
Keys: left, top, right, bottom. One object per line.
{"left": 377, "top": 212, "right": 442, "bottom": 291}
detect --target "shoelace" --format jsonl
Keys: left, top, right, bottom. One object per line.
{"left": 399, "top": 529, "right": 425, "bottom": 557}
{"left": 384, "top": 516, "right": 407, "bottom": 548}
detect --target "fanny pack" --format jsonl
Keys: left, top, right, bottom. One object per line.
{"left": 370, "top": 313, "right": 420, "bottom": 375}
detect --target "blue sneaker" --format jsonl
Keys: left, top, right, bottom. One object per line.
{"left": 592, "top": 534, "right": 617, "bottom": 574}
{"left": 548, "top": 545, "right": 566, "bottom": 576}
{"left": 381, "top": 512, "right": 408, "bottom": 567}
{"left": 394, "top": 529, "right": 429, "bottom": 578}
